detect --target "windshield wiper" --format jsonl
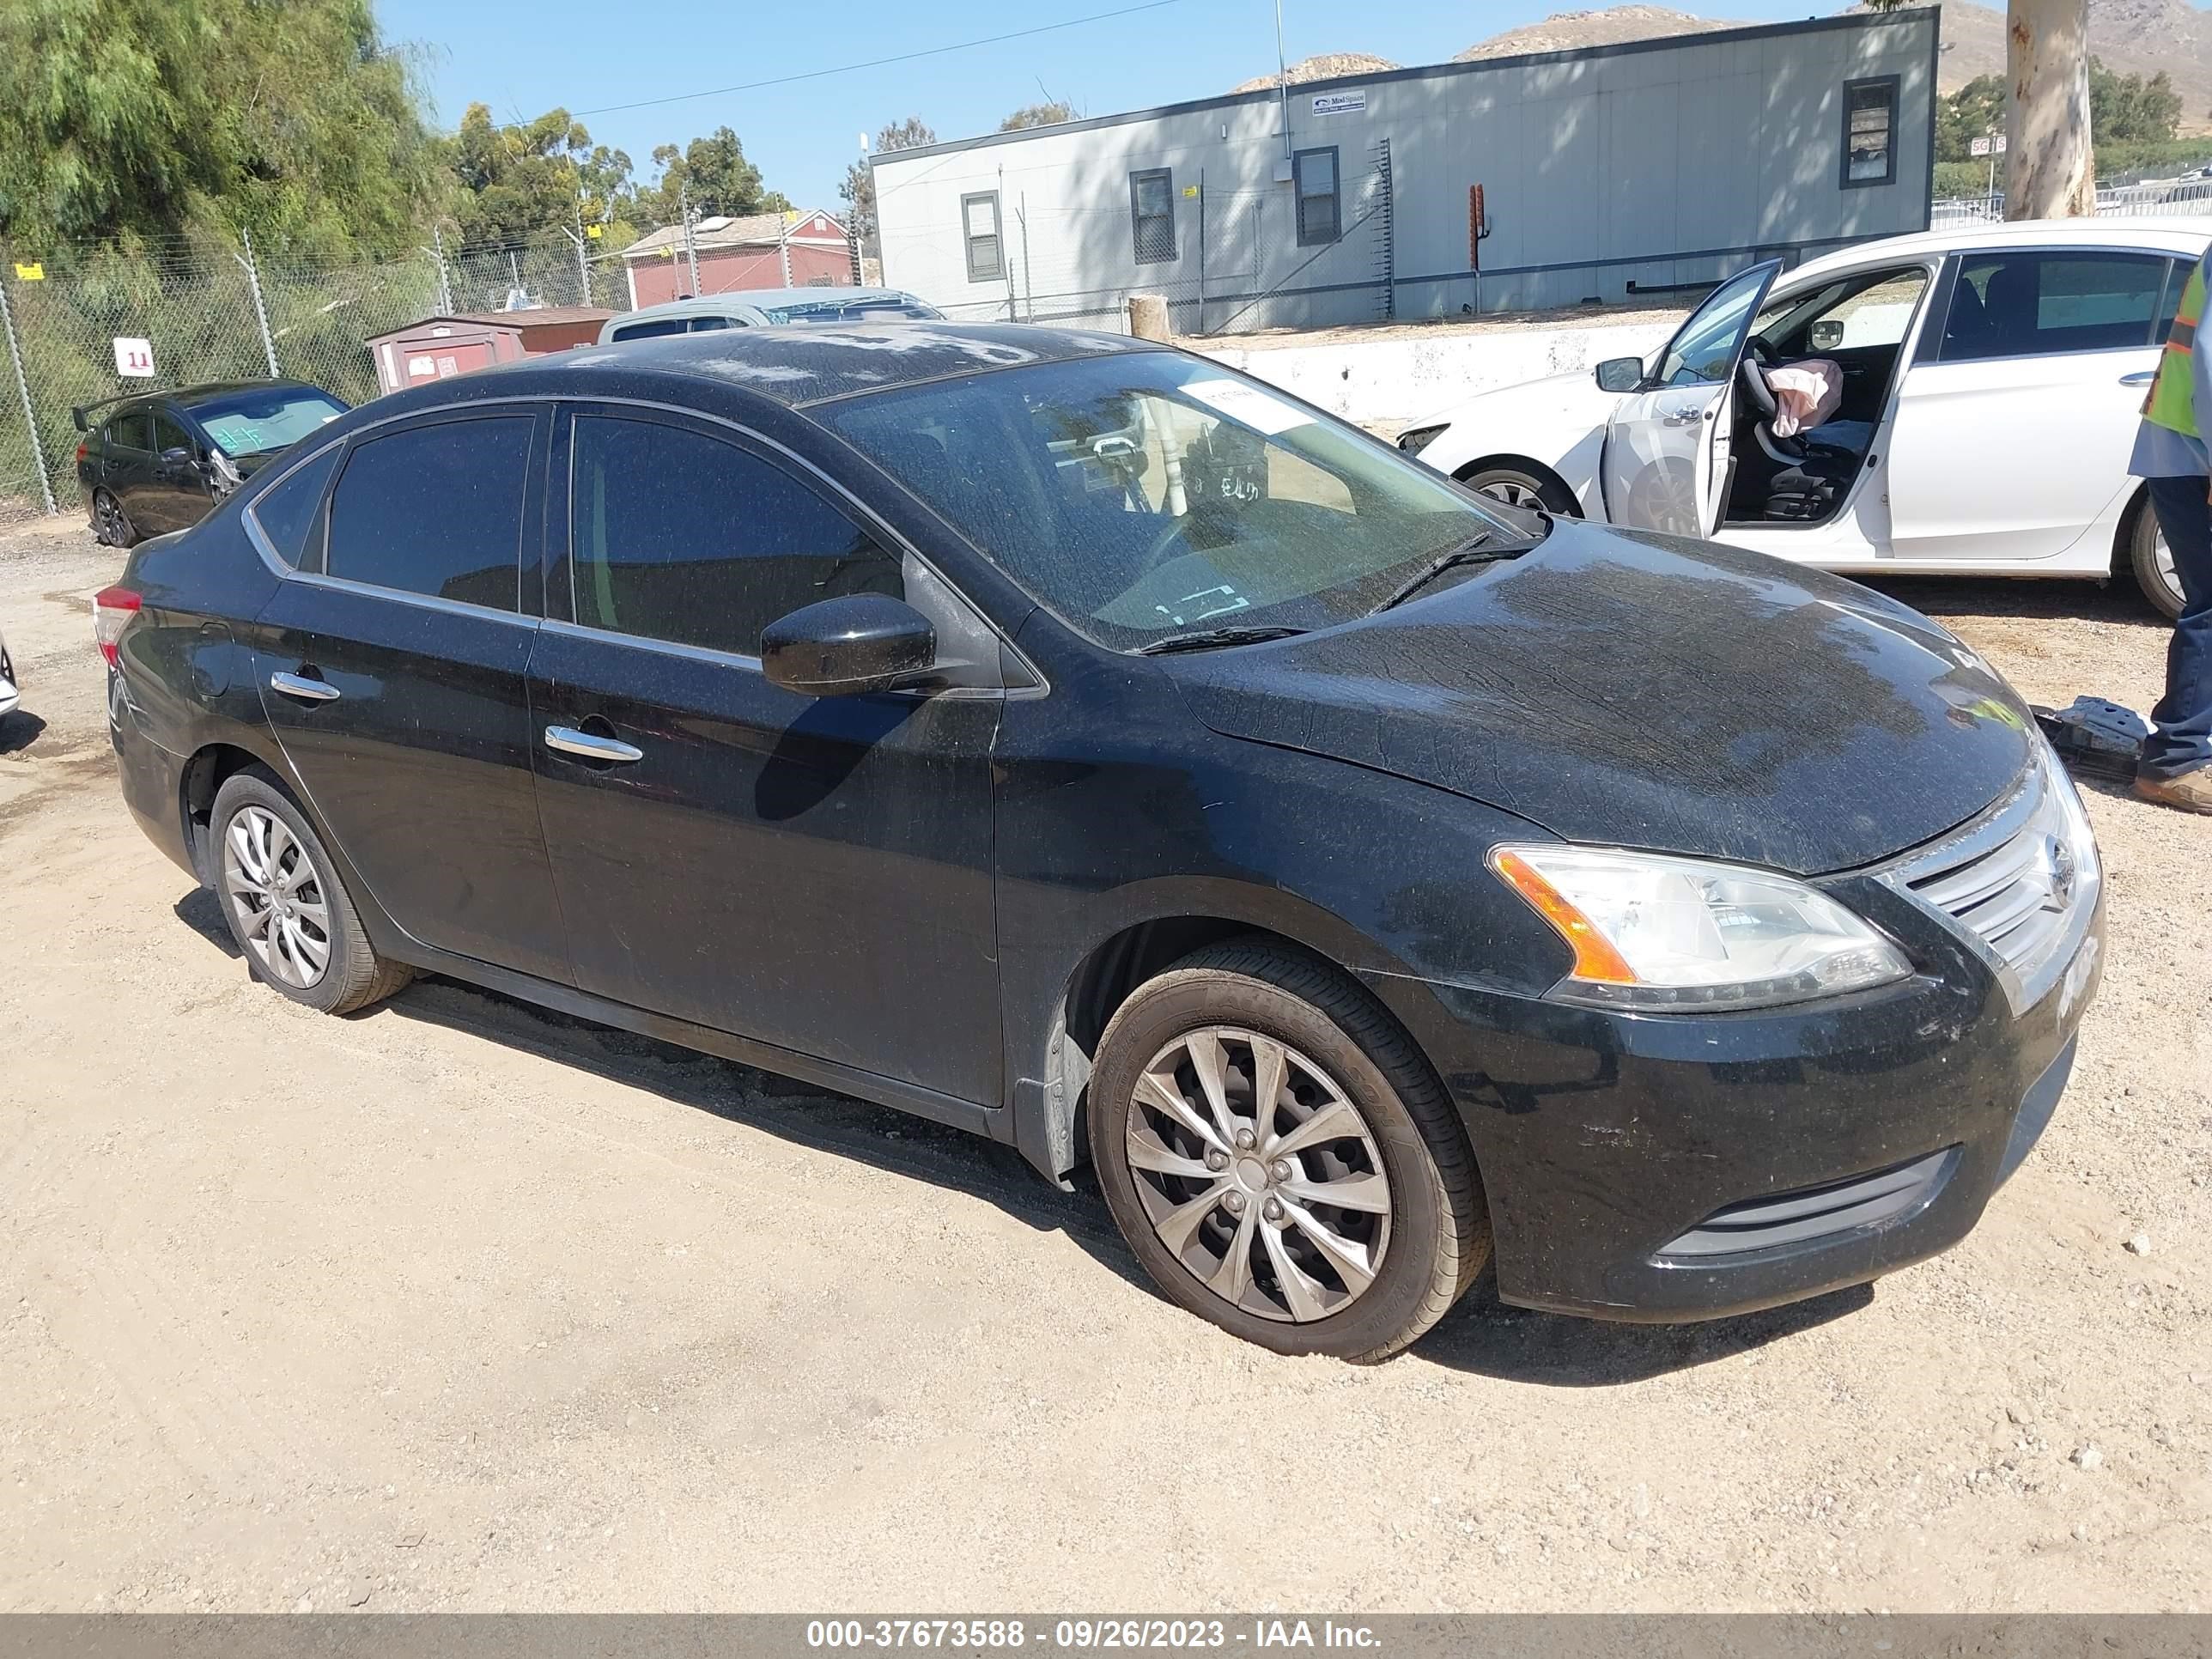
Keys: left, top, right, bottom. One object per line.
{"left": 1135, "top": 624, "right": 1308, "bottom": 655}
{"left": 1366, "top": 533, "right": 1512, "bottom": 615}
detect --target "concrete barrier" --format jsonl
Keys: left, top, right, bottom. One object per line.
{"left": 1193, "top": 318, "right": 1677, "bottom": 435}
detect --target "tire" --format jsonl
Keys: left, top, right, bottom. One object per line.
{"left": 1088, "top": 939, "right": 1490, "bottom": 1362}
{"left": 2129, "top": 495, "right": 2186, "bottom": 621}
{"left": 210, "top": 768, "right": 412, "bottom": 1015}
{"left": 1457, "top": 463, "right": 1577, "bottom": 517}
{"left": 91, "top": 489, "right": 137, "bottom": 550}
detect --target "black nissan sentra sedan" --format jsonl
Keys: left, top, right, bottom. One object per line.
{"left": 94, "top": 323, "right": 2104, "bottom": 1360}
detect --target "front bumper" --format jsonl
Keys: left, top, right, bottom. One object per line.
{"left": 1368, "top": 879, "right": 2103, "bottom": 1323}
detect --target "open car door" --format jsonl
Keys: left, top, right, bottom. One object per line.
{"left": 1600, "top": 259, "right": 1782, "bottom": 537}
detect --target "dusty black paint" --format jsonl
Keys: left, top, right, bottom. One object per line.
{"left": 101, "top": 325, "right": 2096, "bottom": 1323}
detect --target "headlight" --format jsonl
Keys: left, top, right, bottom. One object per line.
{"left": 1396, "top": 424, "right": 1447, "bottom": 455}
{"left": 1489, "top": 844, "right": 1913, "bottom": 1012}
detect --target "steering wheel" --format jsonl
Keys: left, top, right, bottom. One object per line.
{"left": 1737, "top": 353, "right": 1806, "bottom": 466}
{"left": 1743, "top": 333, "right": 1778, "bottom": 368}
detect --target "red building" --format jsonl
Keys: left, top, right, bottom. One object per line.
{"left": 363, "top": 307, "right": 615, "bottom": 396}
{"left": 620, "top": 210, "right": 854, "bottom": 309}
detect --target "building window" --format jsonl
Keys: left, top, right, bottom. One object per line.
{"left": 962, "top": 191, "right": 1004, "bottom": 283}
{"left": 1841, "top": 76, "right": 1899, "bottom": 189}
{"left": 1293, "top": 147, "right": 1340, "bottom": 246}
{"left": 1130, "top": 168, "right": 1176, "bottom": 264}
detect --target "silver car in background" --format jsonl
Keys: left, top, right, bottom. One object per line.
{"left": 598, "top": 288, "right": 943, "bottom": 344}
{"left": 0, "top": 622, "right": 18, "bottom": 720}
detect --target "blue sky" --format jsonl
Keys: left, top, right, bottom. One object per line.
{"left": 375, "top": 0, "right": 1841, "bottom": 222}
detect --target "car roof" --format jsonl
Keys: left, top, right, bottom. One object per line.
{"left": 617, "top": 288, "right": 921, "bottom": 322}
{"left": 100, "top": 380, "right": 327, "bottom": 419}
{"left": 507, "top": 320, "right": 1157, "bottom": 409}
{"left": 1788, "top": 216, "right": 2212, "bottom": 285}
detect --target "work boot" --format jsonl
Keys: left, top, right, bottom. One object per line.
{"left": 2136, "top": 766, "right": 2212, "bottom": 814}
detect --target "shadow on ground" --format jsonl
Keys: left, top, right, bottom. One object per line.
{"left": 1855, "top": 572, "right": 2166, "bottom": 629}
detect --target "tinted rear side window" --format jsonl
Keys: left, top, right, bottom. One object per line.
{"left": 1942, "top": 252, "right": 2172, "bottom": 361}
{"left": 611, "top": 318, "right": 688, "bottom": 341}
{"left": 569, "top": 414, "right": 901, "bottom": 658}
{"left": 106, "top": 411, "right": 151, "bottom": 453}
{"left": 325, "top": 416, "right": 532, "bottom": 611}
{"left": 248, "top": 445, "right": 343, "bottom": 568}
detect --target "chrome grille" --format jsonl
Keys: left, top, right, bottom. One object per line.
{"left": 1884, "top": 749, "right": 2100, "bottom": 1014}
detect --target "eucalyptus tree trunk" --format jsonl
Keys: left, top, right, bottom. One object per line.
{"left": 2004, "top": 0, "right": 2096, "bottom": 218}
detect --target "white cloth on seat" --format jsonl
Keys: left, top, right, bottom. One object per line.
{"left": 1764, "top": 358, "right": 1844, "bottom": 438}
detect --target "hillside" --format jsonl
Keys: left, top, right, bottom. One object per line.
{"left": 1452, "top": 5, "right": 1736, "bottom": 62}
{"left": 1231, "top": 53, "right": 1401, "bottom": 94}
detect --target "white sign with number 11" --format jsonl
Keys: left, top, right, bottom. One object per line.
{"left": 113, "top": 337, "right": 155, "bottom": 377}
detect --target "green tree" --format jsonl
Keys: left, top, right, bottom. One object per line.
{"left": 637, "top": 126, "right": 789, "bottom": 222}
{"left": 2088, "top": 59, "right": 2181, "bottom": 143}
{"left": 839, "top": 116, "right": 937, "bottom": 258}
{"left": 0, "top": 0, "right": 441, "bottom": 256}
{"left": 1936, "top": 75, "right": 2007, "bottom": 164}
{"left": 445, "top": 104, "right": 596, "bottom": 246}
{"left": 1000, "top": 100, "right": 1074, "bottom": 131}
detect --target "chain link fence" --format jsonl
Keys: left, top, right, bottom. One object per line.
{"left": 1931, "top": 175, "right": 2212, "bottom": 229}
{"left": 0, "top": 225, "right": 643, "bottom": 528}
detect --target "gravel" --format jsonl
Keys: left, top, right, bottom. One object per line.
{"left": 0, "top": 524, "right": 2206, "bottom": 1613}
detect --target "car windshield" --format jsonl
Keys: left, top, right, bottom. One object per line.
{"left": 190, "top": 387, "right": 347, "bottom": 459}
{"left": 817, "top": 352, "right": 1521, "bottom": 651}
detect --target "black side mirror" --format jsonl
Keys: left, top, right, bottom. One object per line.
{"left": 158, "top": 445, "right": 197, "bottom": 472}
{"left": 1595, "top": 356, "right": 1644, "bottom": 394}
{"left": 761, "top": 594, "right": 936, "bottom": 698}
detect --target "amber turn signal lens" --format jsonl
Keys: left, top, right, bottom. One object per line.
{"left": 1489, "top": 848, "right": 1639, "bottom": 985}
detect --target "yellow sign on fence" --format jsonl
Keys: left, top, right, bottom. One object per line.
{"left": 13, "top": 262, "right": 43, "bottom": 281}
{"left": 586, "top": 223, "right": 603, "bottom": 240}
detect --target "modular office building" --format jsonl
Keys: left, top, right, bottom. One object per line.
{"left": 872, "top": 9, "right": 1938, "bottom": 333}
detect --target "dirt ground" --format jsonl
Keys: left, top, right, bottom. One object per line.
{"left": 1, "top": 515, "right": 2206, "bottom": 1614}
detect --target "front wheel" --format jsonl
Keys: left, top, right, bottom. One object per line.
{"left": 2130, "top": 497, "right": 2186, "bottom": 621}
{"left": 1457, "top": 464, "right": 1577, "bottom": 517}
{"left": 1088, "top": 941, "right": 1490, "bottom": 1361}
{"left": 210, "top": 769, "right": 412, "bottom": 1014}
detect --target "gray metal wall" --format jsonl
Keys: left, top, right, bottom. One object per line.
{"left": 872, "top": 9, "right": 1937, "bottom": 331}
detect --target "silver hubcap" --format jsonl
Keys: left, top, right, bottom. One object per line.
{"left": 2154, "top": 523, "right": 2182, "bottom": 600}
{"left": 222, "top": 805, "right": 332, "bottom": 988}
{"left": 1125, "top": 1026, "right": 1392, "bottom": 1324}
{"left": 1478, "top": 477, "right": 1541, "bottom": 508}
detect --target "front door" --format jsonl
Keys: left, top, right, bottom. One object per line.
{"left": 1887, "top": 247, "right": 2179, "bottom": 562}
{"left": 254, "top": 404, "right": 571, "bottom": 983}
{"left": 144, "top": 407, "right": 213, "bottom": 535}
{"left": 1601, "top": 259, "right": 1780, "bottom": 537}
{"left": 526, "top": 406, "right": 1002, "bottom": 1106}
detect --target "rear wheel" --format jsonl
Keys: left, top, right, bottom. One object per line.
{"left": 210, "top": 769, "right": 411, "bottom": 1014}
{"left": 91, "top": 489, "right": 137, "bottom": 549}
{"left": 1457, "top": 463, "right": 1576, "bottom": 516}
{"left": 1088, "top": 940, "right": 1489, "bottom": 1361}
{"left": 2130, "top": 495, "right": 2186, "bottom": 621}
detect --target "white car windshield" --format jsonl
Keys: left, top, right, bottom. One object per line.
{"left": 822, "top": 353, "right": 1523, "bottom": 650}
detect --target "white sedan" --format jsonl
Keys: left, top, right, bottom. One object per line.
{"left": 0, "top": 622, "right": 16, "bottom": 720}
{"left": 1398, "top": 218, "right": 2210, "bottom": 618}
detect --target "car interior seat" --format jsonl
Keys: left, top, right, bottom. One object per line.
{"left": 1734, "top": 356, "right": 1866, "bottom": 522}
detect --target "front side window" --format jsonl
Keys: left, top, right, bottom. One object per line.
{"left": 1842, "top": 76, "right": 1898, "bottom": 188}
{"left": 1131, "top": 168, "right": 1176, "bottom": 264}
{"left": 1656, "top": 261, "right": 1777, "bottom": 386}
{"left": 1940, "top": 252, "right": 2172, "bottom": 362}
{"left": 324, "top": 416, "right": 532, "bottom": 611}
{"left": 1293, "top": 148, "right": 1340, "bottom": 246}
{"left": 569, "top": 415, "right": 902, "bottom": 659}
{"left": 1753, "top": 266, "right": 1929, "bottom": 356}
{"left": 190, "top": 386, "right": 345, "bottom": 459}
{"left": 819, "top": 352, "right": 1516, "bottom": 653}
{"left": 247, "top": 444, "right": 343, "bottom": 568}
{"left": 150, "top": 410, "right": 193, "bottom": 458}
{"left": 963, "top": 191, "right": 1004, "bottom": 283}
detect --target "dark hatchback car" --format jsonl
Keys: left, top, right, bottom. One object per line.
{"left": 95, "top": 324, "right": 2103, "bottom": 1360}
{"left": 76, "top": 380, "right": 348, "bottom": 546}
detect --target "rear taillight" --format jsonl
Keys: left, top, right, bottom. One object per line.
{"left": 75, "top": 441, "right": 87, "bottom": 465}
{"left": 93, "top": 586, "right": 141, "bottom": 666}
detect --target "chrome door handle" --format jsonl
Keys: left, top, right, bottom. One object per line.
{"left": 1662, "top": 406, "right": 1702, "bottom": 426}
{"left": 2119, "top": 370, "right": 2157, "bottom": 386}
{"left": 269, "top": 671, "right": 340, "bottom": 702}
{"left": 544, "top": 724, "right": 643, "bottom": 763}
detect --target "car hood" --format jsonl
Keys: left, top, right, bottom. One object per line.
{"left": 1407, "top": 366, "right": 1628, "bottom": 439}
{"left": 1167, "top": 521, "right": 2035, "bottom": 875}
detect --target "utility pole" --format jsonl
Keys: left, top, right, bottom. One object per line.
{"left": 680, "top": 181, "right": 700, "bottom": 296}
{"left": 1273, "top": 0, "right": 1293, "bottom": 162}
{"left": 570, "top": 198, "right": 591, "bottom": 305}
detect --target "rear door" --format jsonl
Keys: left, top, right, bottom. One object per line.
{"left": 526, "top": 404, "right": 1003, "bottom": 1104}
{"left": 1601, "top": 260, "right": 1780, "bottom": 537}
{"left": 253, "top": 404, "right": 571, "bottom": 982}
{"left": 1886, "top": 247, "right": 2179, "bottom": 562}
{"left": 102, "top": 409, "right": 158, "bottom": 526}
